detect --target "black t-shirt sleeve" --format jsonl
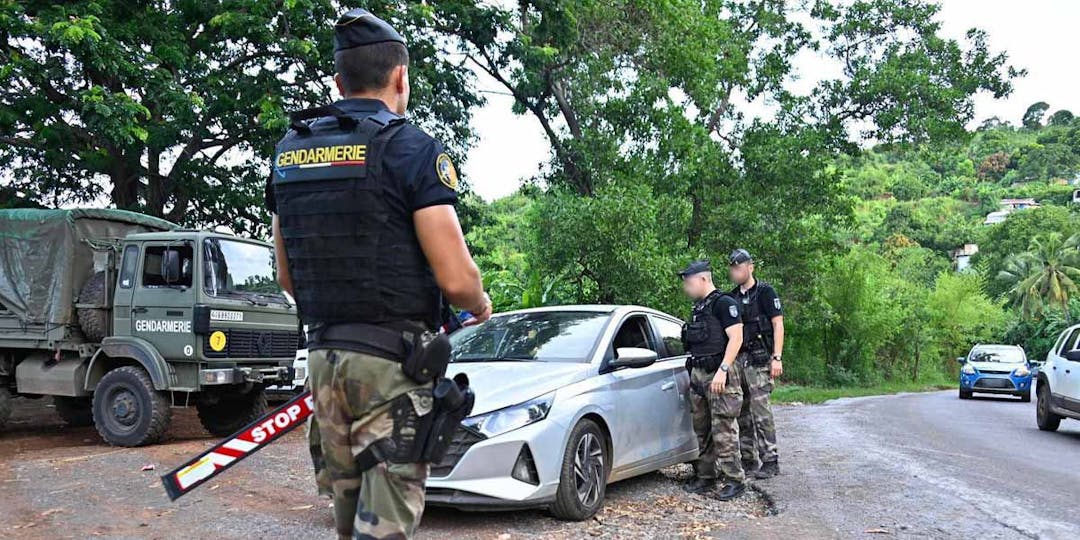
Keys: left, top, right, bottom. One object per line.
{"left": 712, "top": 296, "right": 743, "bottom": 330}
{"left": 759, "top": 285, "right": 783, "bottom": 318}
{"left": 391, "top": 128, "right": 458, "bottom": 211}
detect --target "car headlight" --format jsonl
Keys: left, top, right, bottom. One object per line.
{"left": 462, "top": 392, "right": 554, "bottom": 438}
{"left": 961, "top": 364, "right": 976, "bottom": 375}
{"left": 1013, "top": 365, "right": 1030, "bottom": 377}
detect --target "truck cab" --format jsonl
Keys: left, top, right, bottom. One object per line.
{"left": 0, "top": 209, "right": 299, "bottom": 447}
{"left": 106, "top": 231, "right": 298, "bottom": 392}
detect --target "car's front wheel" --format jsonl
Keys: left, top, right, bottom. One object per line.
{"left": 1036, "top": 384, "right": 1061, "bottom": 432}
{"left": 551, "top": 419, "right": 608, "bottom": 521}
{"left": 1018, "top": 387, "right": 1031, "bottom": 403}
{"left": 959, "top": 388, "right": 972, "bottom": 400}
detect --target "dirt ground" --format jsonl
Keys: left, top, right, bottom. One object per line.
{"left": 0, "top": 397, "right": 773, "bottom": 540}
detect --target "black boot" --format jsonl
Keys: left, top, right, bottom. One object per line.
{"left": 683, "top": 477, "right": 717, "bottom": 494}
{"left": 717, "top": 481, "right": 746, "bottom": 501}
{"left": 754, "top": 460, "right": 779, "bottom": 479}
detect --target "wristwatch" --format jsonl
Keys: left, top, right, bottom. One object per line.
{"left": 771, "top": 354, "right": 782, "bottom": 361}
{"left": 719, "top": 363, "right": 730, "bottom": 373}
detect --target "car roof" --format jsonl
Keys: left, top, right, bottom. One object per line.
{"left": 491, "top": 304, "right": 680, "bottom": 319}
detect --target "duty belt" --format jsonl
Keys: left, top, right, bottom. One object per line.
{"left": 307, "top": 322, "right": 417, "bottom": 361}
{"left": 688, "top": 354, "right": 724, "bottom": 371}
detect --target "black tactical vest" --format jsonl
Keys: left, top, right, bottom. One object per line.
{"left": 684, "top": 290, "right": 729, "bottom": 357}
{"left": 734, "top": 282, "right": 775, "bottom": 340}
{"left": 272, "top": 105, "right": 440, "bottom": 328}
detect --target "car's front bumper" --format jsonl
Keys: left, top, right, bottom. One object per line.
{"left": 425, "top": 413, "right": 570, "bottom": 508}
{"left": 960, "top": 372, "right": 1032, "bottom": 394}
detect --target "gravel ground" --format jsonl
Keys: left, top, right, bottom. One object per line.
{"left": 2, "top": 390, "right": 1074, "bottom": 539}
{"left": 0, "top": 398, "right": 771, "bottom": 540}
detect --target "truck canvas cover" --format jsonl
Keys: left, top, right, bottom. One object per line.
{"left": 0, "top": 208, "right": 177, "bottom": 326}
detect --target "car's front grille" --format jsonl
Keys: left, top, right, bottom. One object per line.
{"left": 204, "top": 329, "right": 300, "bottom": 359}
{"left": 974, "top": 377, "right": 1014, "bottom": 389}
{"left": 430, "top": 426, "right": 486, "bottom": 478}
{"left": 979, "top": 369, "right": 1012, "bottom": 375}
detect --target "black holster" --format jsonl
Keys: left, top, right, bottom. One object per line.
{"left": 421, "top": 373, "right": 475, "bottom": 463}
{"left": 402, "top": 331, "right": 451, "bottom": 383}
{"left": 747, "top": 335, "right": 772, "bottom": 366}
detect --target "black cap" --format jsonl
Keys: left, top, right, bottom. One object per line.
{"left": 334, "top": 9, "right": 405, "bottom": 52}
{"left": 729, "top": 249, "right": 753, "bottom": 266}
{"left": 678, "top": 260, "right": 711, "bottom": 278}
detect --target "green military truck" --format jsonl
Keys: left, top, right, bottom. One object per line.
{"left": 0, "top": 209, "right": 300, "bottom": 446}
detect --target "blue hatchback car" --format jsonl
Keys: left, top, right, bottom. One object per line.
{"left": 957, "top": 344, "right": 1033, "bottom": 401}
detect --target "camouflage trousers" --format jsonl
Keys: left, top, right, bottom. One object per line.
{"left": 689, "top": 352, "right": 751, "bottom": 484}
{"left": 308, "top": 349, "right": 432, "bottom": 540}
{"left": 738, "top": 364, "right": 778, "bottom": 469}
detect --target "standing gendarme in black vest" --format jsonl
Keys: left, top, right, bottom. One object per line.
{"left": 266, "top": 9, "right": 492, "bottom": 540}
{"left": 728, "top": 248, "right": 785, "bottom": 479}
{"left": 678, "top": 260, "right": 751, "bottom": 501}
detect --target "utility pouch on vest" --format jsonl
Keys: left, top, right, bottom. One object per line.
{"left": 684, "top": 321, "right": 709, "bottom": 344}
{"left": 421, "top": 373, "right": 475, "bottom": 463}
{"left": 748, "top": 336, "right": 771, "bottom": 366}
{"left": 402, "top": 331, "right": 451, "bottom": 384}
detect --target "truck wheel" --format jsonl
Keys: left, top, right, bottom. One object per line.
{"left": 196, "top": 389, "right": 268, "bottom": 437}
{"left": 54, "top": 396, "right": 94, "bottom": 427}
{"left": 0, "top": 387, "right": 12, "bottom": 430}
{"left": 92, "top": 366, "right": 171, "bottom": 447}
{"left": 77, "top": 271, "right": 109, "bottom": 342}
{"left": 551, "top": 419, "right": 609, "bottom": 521}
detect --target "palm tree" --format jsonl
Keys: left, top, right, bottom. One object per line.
{"left": 998, "top": 232, "right": 1080, "bottom": 322}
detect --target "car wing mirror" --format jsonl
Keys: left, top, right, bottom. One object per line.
{"left": 956, "top": 357, "right": 966, "bottom": 364}
{"left": 612, "top": 347, "right": 658, "bottom": 369}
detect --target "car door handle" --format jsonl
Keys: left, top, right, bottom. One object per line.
{"left": 661, "top": 381, "right": 675, "bottom": 391}
{"left": 132, "top": 307, "right": 148, "bottom": 314}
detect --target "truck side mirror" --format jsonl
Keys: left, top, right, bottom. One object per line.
{"left": 161, "top": 249, "right": 182, "bottom": 284}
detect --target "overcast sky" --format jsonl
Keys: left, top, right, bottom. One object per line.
{"left": 460, "top": 0, "right": 1080, "bottom": 201}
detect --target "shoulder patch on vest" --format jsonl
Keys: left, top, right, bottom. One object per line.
{"left": 436, "top": 153, "right": 458, "bottom": 191}
{"left": 729, "top": 304, "right": 739, "bottom": 318}
{"left": 774, "top": 298, "right": 781, "bottom": 310}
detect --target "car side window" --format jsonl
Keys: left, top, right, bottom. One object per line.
{"left": 1058, "top": 328, "right": 1080, "bottom": 355}
{"left": 650, "top": 316, "right": 686, "bottom": 358}
{"left": 613, "top": 315, "right": 656, "bottom": 353}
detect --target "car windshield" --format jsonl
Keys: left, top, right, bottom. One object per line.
{"left": 970, "top": 346, "right": 1025, "bottom": 363}
{"left": 450, "top": 311, "right": 609, "bottom": 363}
{"left": 203, "top": 238, "right": 288, "bottom": 305}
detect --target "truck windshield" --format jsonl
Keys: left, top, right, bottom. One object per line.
{"left": 203, "top": 238, "right": 287, "bottom": 305}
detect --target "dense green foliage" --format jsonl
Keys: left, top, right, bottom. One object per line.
{"left": 4, "top": 1, "right": 1079, "bottom": 388}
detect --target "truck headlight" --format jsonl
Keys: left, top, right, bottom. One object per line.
{"left": 1013, "top": 365, "right": 1030, "bottom": 377}
{"left": 463, "top": 393, "right": 554, "bottom": 438}
{"left": 961, "top": 364, "right": 976, "bottom": 375}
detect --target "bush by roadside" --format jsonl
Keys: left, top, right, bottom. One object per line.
{"left": 773, "top": 378, "right": 954, "bottom": 405}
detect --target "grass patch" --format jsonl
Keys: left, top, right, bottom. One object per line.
{"left": 772, "top": 378, "right": 954, "bottom": 404}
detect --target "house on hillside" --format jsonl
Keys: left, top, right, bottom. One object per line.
{"left": 983, "top": 198, "right": 1041, "bottom": 225}
{"left": 953, "top": 244, "right": 979, "bottom": 271}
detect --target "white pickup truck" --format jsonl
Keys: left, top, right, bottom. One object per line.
{"left": 1037, "top": 323, "right": 1080, "bottom": 431}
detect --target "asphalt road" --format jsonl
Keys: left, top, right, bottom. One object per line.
{"left": 757, "top": 390, "right": 1080, "bottom": 539}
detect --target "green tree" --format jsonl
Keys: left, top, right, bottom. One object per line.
{"left": 998, "top": 232, "right": 1080, "bottom": 322}
{"left": 1048, "top": 109, "right": 1075, "bottom": 127}
{"left": 1022, "top": 101, "right": 1050, "bottom": 129}
{"left": 0, "top": 1, "right": 483, "bottom": 234}
{"left": 926, "top": 271, "right": 1006, "bottom": 368}
{"left": 976, "top": 206, "right": 1079, "bottom": 298}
